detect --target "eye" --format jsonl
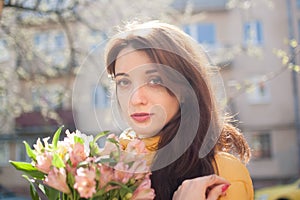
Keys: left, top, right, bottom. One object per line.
{"left": 148, "top": 76, "right": 163, "bottom": 86}
{"left": 116, "top": 78, "right": 131, "bottom": 88}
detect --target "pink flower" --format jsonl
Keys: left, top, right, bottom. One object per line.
{"left": 69, "top": 143, "right": 87, "bottom": 166}
{"left": 132, "top": 174, "right": 155, "bottom": 200}
{"left": 35, "top": 152, "right": 52, "bottom": 174}
{"left": 130, "top": 159, "right": 148, "bottom": 172}
{"left": 98, "top": 164, "right": 114, "bottom": 188}
{"left": 74, "top": 167, "right": 96, "bottom": 198}
{"left": 113, "top": 162, "right": 133, "bottom": 184}
{"left": 66, "top": 163, "right": 76, "bottom": 176}
{"left": 126, "top": 139, "right": 148, "bottom": 154}
{"left": 99, "top": 134, "right": 119, "bottom": 155}
{"left": 44, "top": 168, "right": 70, "bottom": 194}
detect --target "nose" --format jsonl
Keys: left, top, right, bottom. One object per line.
{"left": 130, "top": 85, "right": 148, "bottom": 105}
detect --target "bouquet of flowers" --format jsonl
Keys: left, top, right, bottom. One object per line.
{"left": 10, "top": 126, "right": 155, "bottom": 200}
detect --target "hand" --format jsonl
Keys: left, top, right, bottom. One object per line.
{"left": 172, "top": 174, "right": 230, "bottom": 200}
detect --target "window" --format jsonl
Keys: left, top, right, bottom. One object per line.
{"left": 93, "top": 85, "right": 109, "bottom": 109}
{"left": 0, "top": 39, "right": 10, "bottom": 62}
{"left": 246, "top": 77, "right": 271, "bottom": 104}
{"left": 0, "top": 141, "right": 9, "bottom": 166}
{"left": 183, "top": 23, "right": 216, "bottom": 45}
{"left": 252, "top": 132, "right": 272, "bottom": 159}
{"left": 33, "top": 31, "right": 66, "bottom": 67}
{"left": 22, "top": 0, "right": 35, "bottom": 8}
{"left": 244, "top": 20, "right": 263, "bottom": 45}
{"left": 34, "top": 33, "right": 48, "bottom": 51}
{"left": 54, "top": 33, "right": 65, "bottom": 49}
{"left": 32, "top": 85, "right": 64, "bottom": 110}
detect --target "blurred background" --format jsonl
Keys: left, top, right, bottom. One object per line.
{"left": 0, "top": 0, "right": 300, "bottom": 199}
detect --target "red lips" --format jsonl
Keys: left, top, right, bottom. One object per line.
{"left": 130, "top": 113, "right": 153, "bottom": 122}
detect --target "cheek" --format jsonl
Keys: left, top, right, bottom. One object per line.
{"left": 155, "top": 95, "right": 179, "bottom": 121}
{"left": 117, "top": 94, "right": 129, "bottom": 113}
{"left": 168, "top": 99, "right": 179, "bottom": 118}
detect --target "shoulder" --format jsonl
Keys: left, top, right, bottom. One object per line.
{"left": 215, "top": 152, "right": 248, "bottom": 179}
{"left": 214, "top": 152, "right": 254, "bottom": 200}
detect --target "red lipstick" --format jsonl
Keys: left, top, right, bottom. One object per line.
{"left": 130, "top": 113, "right": 152, "bottom": 122}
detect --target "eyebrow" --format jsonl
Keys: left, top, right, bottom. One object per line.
{"left": 115, "top": 72, "right": 129, "bottom": 77}
{"left": 145, "top": 69, "right": 158, "bottom": 74}
{"left": 115, "top": 69, "right": 158, "bottom": 77}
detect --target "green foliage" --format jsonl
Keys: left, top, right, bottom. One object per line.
{"left": 22, "top": 175, "right": 41, "bottom": 200}
{"left": 52, "top": 154, "right": 65, "bottom": 168}
{"left": 52, "top": 125, "right": 64, "bottom": 149}
{"left": 24, "top": 141, "right": 36, "bottom": 161}
{"left": 9, "top": 161, "right": 45, "bottom": 179}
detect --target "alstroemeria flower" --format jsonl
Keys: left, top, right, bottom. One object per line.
{"left": 44, "top": 167, "right": 70, "bottom": 194}
{"left": 74, "top": 167, "right": 96, "bottom": 198}
{"left": 132, "top": 174, "right": 155, "bottom": 200}
{"left": 33, "top": 138, "right": 44, "bottom": 154}
{"left": 35, "top": 152, "right": 53, "bottom": 174}
{"left": 130, "top": 159, "right": 149, "bottom": 175}
{"left": 80, "top": 132, "right": 94, "bottom": 156}
{"left": 99, "top": 134, "right": 119, "bottom": 156}
{"left": 57, "top": 141, "right": 69, "bottom": 161}
{"left": 98, "top": 164, "right": 114, "bottom": 188}
{"left": 126, "top": 139, "right": 148, "bottom": 154}
{"left": 69, "top": 143, "right": 87, "bottom": 166}
{"left": 113, "top": 162, "right": 132, "bottom": 184}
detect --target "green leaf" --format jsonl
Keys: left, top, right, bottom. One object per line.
{"left": 74, "top": 136, "right": 84, "bottom": 144}
{"left": 24, "top": 141, "right": 36, "bottom": 161}
{"left": 39, "top": 181, "right": 63, "bottom": 200}
{"left": 52, "top": 154, "right": 65, "bottom": 168}
{"left": 38, "top": 184, "right": 46, "bottom": 196}
{"left": 107, "top": 138, "right": 119, "bottom": 145}
{"left": 67, "top": 170, "right": 75, "bottom": 188}
{"left": 95, "top": 157, "right": 117, "bottom": 166}
{"left": 93, "top": 131, "right": 110, "bottom": 143}
{"left": 120, "top": 188, "right": 130, "bottom": 199}
{"left": 9, "top": 161, "right": 45, "bottom": 179}
{"left": 52, "top": 125, "right": 64, "bottom": 149}
{"left": 89, "top": 142, "right": 100, "bottom": 156}
{"left": 108, "top": 181, "right": 132, "bottom": 192}
{"left": 22, "top": 175, "right": 41, "bottom": 200}
{"left": 45, "top": 186, "right": 60, "bottom": 200}
{"left": 93, "top": 188, "right": 107, "bottom": 198}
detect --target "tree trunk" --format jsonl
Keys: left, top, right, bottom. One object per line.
{"left": 0, "top": 0, "right": 3, "bottom": 19}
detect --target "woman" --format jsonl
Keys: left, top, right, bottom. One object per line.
{"left": 105, "top": 21, "right": 253, "bottom": 200}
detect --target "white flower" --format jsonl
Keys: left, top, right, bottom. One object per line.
{"left": 64, "top": 129, "right": 94, "bottom": 156}
{"left": 80, "top": 132, "right": 94, "bottom": 156}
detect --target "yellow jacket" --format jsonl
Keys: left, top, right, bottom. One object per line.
{"left": 215, "top": 152, "right": 254, "bottom": 200}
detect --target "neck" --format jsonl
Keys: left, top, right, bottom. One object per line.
{"left": 137, "top": 132, "right": 159, "bottom": 139}
{"left": 119, "top": 128, "right": 160, "bottom": 152}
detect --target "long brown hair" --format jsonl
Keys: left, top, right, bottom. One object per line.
{"left": 105, "top": 21, "right": 250, "bottom": 200}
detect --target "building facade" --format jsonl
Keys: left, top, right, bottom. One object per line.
{"left": 172, "top": 0, "right": 300, "bottom": 188}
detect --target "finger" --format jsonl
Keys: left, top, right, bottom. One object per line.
{"left": 207, "top": 183, "right": 230, "bottom": 200}
{"left": 196, "top": 174, "right": 230, "bottom": 188}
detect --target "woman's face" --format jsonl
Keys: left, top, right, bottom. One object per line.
{"left": 114, "top": 48, "right": 180, "bottom": 137}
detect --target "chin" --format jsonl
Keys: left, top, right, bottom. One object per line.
{"left": 131, "top": 126, "right": 161, "bottom": 138}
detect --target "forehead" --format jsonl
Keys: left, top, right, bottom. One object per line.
{"left": 115, "top": 48, "right": 154, "bottom": 73}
